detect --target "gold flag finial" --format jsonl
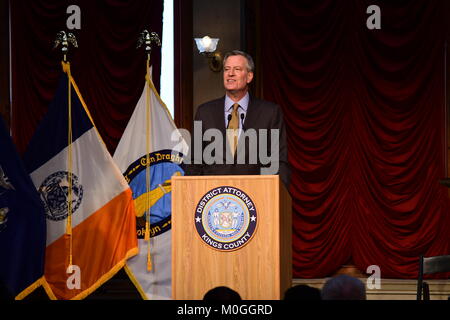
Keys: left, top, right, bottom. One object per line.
{"left": 54, "top": 31, "right": 78, "bottom": 62}
{"left": 137, "top": 30, "right": 161, "bottom": 60}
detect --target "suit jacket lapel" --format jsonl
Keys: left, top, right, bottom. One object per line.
{"left": 243, "top": 96, "right": 259, "bottom": 131}
{"left": 217, "top": 96, "right": 227, "bottom": 136}
{"left": 235, "top": 96, "right": 259, "bottom": 160}
{"left": 209, "top": 97, "right": 230, "bottom": 159}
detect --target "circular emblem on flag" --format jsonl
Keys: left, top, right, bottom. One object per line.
{"left": 195, "top": 186, "right": 257, "bottom": 251}
{"left": 38, "top": 171, "right": 83, "bottom": 221}
{"left": 123, "top": 150, "right": 184, "bottom": 239}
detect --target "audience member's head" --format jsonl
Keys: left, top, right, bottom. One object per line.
{"left": 283, "top": 284, "right": 321, "bottom": 300}
{"left": 321, "top": 275, "right": 366, "bottom": 300}
{"left": 203, "top": 286, "right": 242, "bottom": 301}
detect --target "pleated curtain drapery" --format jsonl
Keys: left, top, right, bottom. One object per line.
{"left": 10, "top": 0, "right": 163, "bottom": 155}
{"left": 260, "top": 0, "right": 450, "bottom": 279}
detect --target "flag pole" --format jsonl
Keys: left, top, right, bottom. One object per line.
{"left": 54, "top": 30, "right": 78, "bottom": 268}
{"left": 137, "top": 30, "right": 161, "bottom": 271}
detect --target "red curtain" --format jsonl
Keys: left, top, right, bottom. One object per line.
{"left": 10, "top": 0, "right": 162, "bottom": 155}
{"left": 261, "top": 0, "right": 450, "bottom": 278}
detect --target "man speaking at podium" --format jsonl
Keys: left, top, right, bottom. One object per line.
{"left": 184, "top": 50, "right": 290, "bottom": 188}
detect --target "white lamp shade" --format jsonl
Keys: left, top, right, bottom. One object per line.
{"left": 195, "top": 36, "right": 219, "bottom": 53}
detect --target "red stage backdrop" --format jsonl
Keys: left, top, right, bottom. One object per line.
{"left": 261, "top": 0, "right": 450, "bottom": 278}
{"left": 10, "top": 0, "right": 162, "bottom": 155}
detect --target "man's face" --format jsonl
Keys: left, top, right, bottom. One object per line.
{"left": 223, "top": 55, "right": 254, "bottom": 94}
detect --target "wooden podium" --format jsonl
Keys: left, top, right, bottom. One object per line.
{"left": 172, "top": 175, "right": 292, "bottom": 300}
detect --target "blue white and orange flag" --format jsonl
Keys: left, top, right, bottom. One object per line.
{"left": 0, "top": 117, "right": 47, "bottom": 300}
{"left": 23, "top": 62, "right": 138, "bottom": 300}
{"left": 113, "top": 67, "right": 188, "bottom": 300}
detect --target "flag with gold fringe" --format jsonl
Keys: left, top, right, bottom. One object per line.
{"left": 23, "top": 62, "right": 138, "bottom": 300}
{"left": 0, "top": 116, "right": 47, "bottom": 300}
{"left": 113, "top": 65, "right": 188, "bottom": 300}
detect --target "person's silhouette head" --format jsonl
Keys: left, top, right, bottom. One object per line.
{"left": 283, "top": 284, "right": 321, "bottom": 300}
{"left": 203, "top": 286, "right": 242, "bottom": 301}
{"left": 321, "top": 275, "right": 366, "bottom": 300}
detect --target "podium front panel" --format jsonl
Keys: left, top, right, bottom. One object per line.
{"left": 172, "top": 175, "right": 291, "bottom": 300}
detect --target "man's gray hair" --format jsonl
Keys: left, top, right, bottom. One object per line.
{"left": 321, "top": 275, "right": 366, "bottom": 300}
{"left": 223, "top": 50, "right": 255, "bottom": 73}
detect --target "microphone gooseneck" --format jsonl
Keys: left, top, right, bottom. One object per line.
{"left": 226, "top": 114, "right": 232, "bottom": 129}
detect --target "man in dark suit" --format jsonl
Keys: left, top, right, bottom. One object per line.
{"left": 185, "top": 50, "right": 290, "bottom": 188}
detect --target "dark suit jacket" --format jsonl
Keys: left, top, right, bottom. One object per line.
{"left": 184, "top": 95, "right": 291, "bottom": 188}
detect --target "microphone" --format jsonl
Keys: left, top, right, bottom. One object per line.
{"left": 226, "top": 114, "right": 232, "bottom": 129}
{"left": 240, "top": 113, "right": 245, "bottom": 130}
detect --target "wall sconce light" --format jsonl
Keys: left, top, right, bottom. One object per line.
{"left": 194, "top": 36, "right": 223, "bottom": 72}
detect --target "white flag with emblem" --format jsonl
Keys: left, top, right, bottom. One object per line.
{"left": 113, "top": 69, "right": 188, "bottom": 299}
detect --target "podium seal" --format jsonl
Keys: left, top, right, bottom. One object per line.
{"left": 194, "top": 186, "right": 257, "bottom": 251}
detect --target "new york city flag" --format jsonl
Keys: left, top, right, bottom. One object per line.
{"left": 23, "top": 62, "right": 138, "bottom": 300}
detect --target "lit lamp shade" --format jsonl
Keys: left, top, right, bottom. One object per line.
{"left": 195, "top": 36, "right": 219, "bottom": 53}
